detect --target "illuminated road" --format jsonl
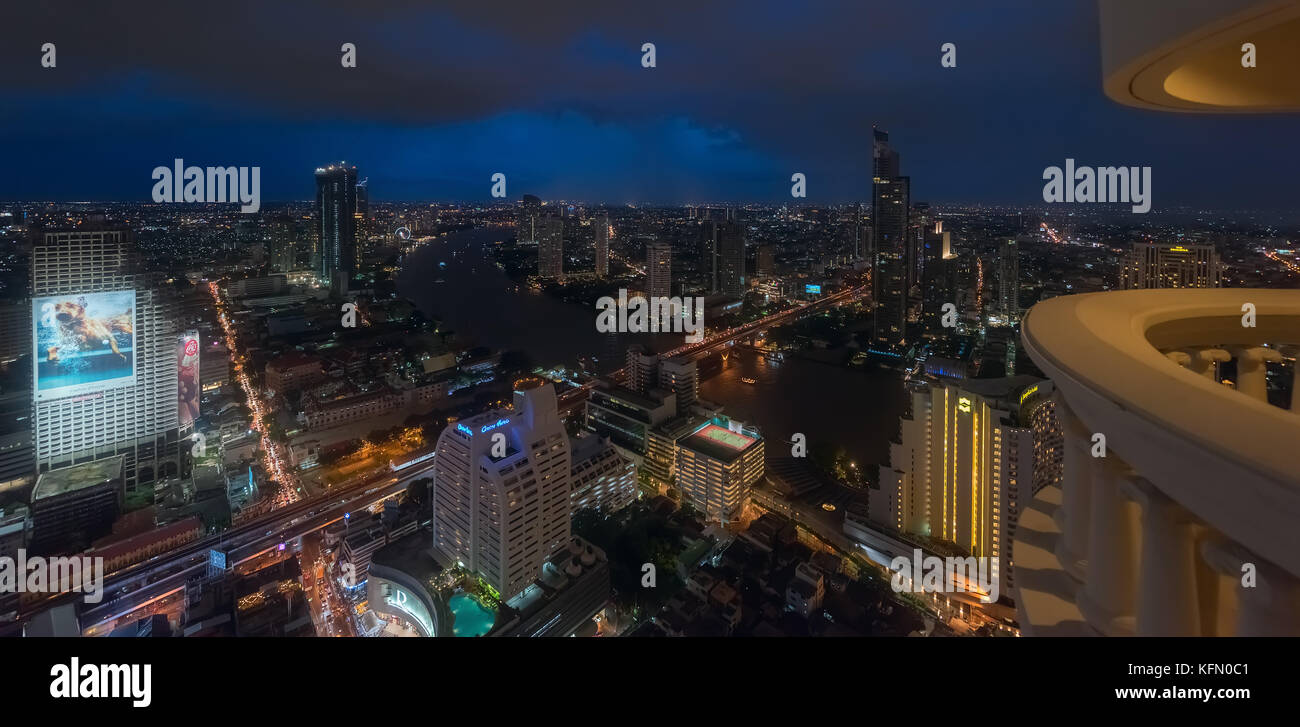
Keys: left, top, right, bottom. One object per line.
{"left": 1265, "top": 250, "right": 1300, "bottom": 276}
{"left": 71, "top": 467, "right": 425, "bottom": 631}
{"left": 208, "top": 281, "right": 300, "bottom": 508}
{"left": 22, "top": 456, "right": 433, "bottom": 625}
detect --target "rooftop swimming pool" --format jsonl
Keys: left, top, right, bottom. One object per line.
{"left": 448, "top": 592, "right": 495, "bottom": 637}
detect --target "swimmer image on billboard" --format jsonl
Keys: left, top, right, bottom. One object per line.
{"left": 33, "top": 290, "right": 137, "bottom": 401}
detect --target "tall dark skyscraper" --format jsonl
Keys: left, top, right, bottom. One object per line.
{"left": 699, "top": 219, "right": 719, "bottom": 294}
{"left": 315, "top": 163, "right": 358, "bottom": 291}
{"left": 538, "top": 212, "right": 564, "bottom": 279}
{"left": 355, "top": 177, "right": 369, "bottom": 262}
{"left": 594, "top": 213, "right": 610, "bottom": 277}
{"left": 871, "top": 126, "right": 910, "bottom": 350}
{"left": 998, "top": 237, "right": 1021, "bottom": 322}
{"left": 717, "top": 220, "right": 746, "bottom": 297}
{"left": 518, "top": 194, "right": 541, "bottom": 244}
{"left": 646, "top": 242, "right": 672, "bottom": 299}
{"left": 921, "top": 220, "right": 957, "bottom": 335}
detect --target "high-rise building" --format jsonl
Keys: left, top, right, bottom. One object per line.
{"left": 1120, "top": 241, "right": 1222, "bottom": 289}
{"left": 657, "top": 356, "right": 698, "bottom": 410}
{"left": 756, "top": 245, "right": 775, "bottom": 278}
{"left": 569, "top": 433, "right": 637, "bottom": 514}
{"left": 31, "top": 227, "right": 179, "bottom": 505}
{"left": 269, "top": 215, "right": 298, "bottom": 273}
{"left": 517, "top": 195, "right": 541, "bottom": 244}
{"left": 537, "top": 213, "right": 564, "bottom": 280}
{"left": 355, "top": 177, "right": 370, "bottom": 263}
{"left": 625, "top": 344, "right": 660, "bottom": 396}
{"left": 431, "top": 384, "right": 571, "bottom": 599}
{"left": 717, "top": 220, "right": 746, "bottom": 297}
{"left": 675, "top": 417, "right": 764, "bottom": 523}
{"left": 921, "top": 221, "right": 957, "bottom": 335}
{"left": 315, "top": 163, "right": 358, "bottom": 289}
{"left": 998, "top": 237, "right": 1021, "bottom": 322}
{"left": 911, "top": 202, "right": 931, "bottom": 291}
{"left": 699, "top": 220, "right": 719, "bottom": 293}
{"left": 872, "top": 377, "right": 1048, "bottom": 598}
{"left": 871, "top": 126, "right": 911, "bottom": 350}
{"left": 594, "top": 214, "right": 610, "bottom": 277}
{"left": 646, "top": 242, "right": 672, "bottom": 300}
{"left": 585, "top": 380, "right": 675, "bottom": 462}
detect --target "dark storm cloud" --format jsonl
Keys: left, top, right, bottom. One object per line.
{"left": 2, "top": 0, "right": 1298, "bottom": 206}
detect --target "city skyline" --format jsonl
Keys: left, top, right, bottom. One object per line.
{"left": 0, "top": 0, "right": 1297, "bottom": 667}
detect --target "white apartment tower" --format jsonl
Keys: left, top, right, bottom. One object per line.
{"left": 31, "top": 228, "right": 179, "bottom": 504}
{"left": 432, "top": 383, "right": 571, "bottom": 599}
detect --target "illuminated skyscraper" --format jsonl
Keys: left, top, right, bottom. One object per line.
{"left": 998, "top": 237, "right": 1021, "bottom": 321}
{"left": 1119, "top": 241, "right": 1221, "bottom": 289}
{"left": 31, "top": 228, "right": 179, "bottom": 505}
{"left": 594, "top": 213, "right": 610, "bottom": 277}
{"left": 646, "top": 242, "right": 672, "bottom": 299}
{"left": 921, "top": 221, "right": 957, "bottom": 335}
{"left": 315, "top": 163, "right": 358, "bottom": 289}
{"left": 354, "top": 177, "right": 369, "bottom": 264}
{"left": 871, "top": 126, "right": 910, "bottom": 350}
{"left": 537, "top": 213, "right": 564, "bottom": 280}
{"left": 431, "top": 383, "right": 571, "bottom": 599}
{"left": 873, "top": 377, "right": 1049, "bottom": 597}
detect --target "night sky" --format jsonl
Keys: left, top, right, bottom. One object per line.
{"left": 3, "top": 0, "right": 1298, "bottom": 208}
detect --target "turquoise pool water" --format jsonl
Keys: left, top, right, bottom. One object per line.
{"left": 448, "top": 593, "right": 495, "bottom": 637}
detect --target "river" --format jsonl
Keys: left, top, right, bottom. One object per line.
{"left": 397, "top": 227, "right": 910, "bottom": 474}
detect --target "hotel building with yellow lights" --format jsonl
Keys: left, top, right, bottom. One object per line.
{"left": 1120, "top": 241, "right": 1222, "bottom": 290}
{"left": 871, "top": 377, "right": 1058, "bottom": 599}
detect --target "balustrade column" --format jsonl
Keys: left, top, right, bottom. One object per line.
{"left": 1230, "top": 346, "right": 1281, "bottom": 402}
{"left": 1053, "top": 391, "right": 1091, "bottom": 581}
{"left": 1123, "top": 478, "right": 1203, "bottom": 636}
{"left": 1182, "top": 347, "right": 1230, "bottom": 381}
{"left": 1077, "top": 457, "right": 1141, "bottom": 636}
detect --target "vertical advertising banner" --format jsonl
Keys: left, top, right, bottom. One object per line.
{"left": 33, "top": 290, "right": 137, "bottom": 401}
{"left": 178, "top": 329, "right": 200, "bottom": 429}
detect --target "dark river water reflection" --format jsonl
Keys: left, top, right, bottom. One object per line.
{"left": 398, "top": 227, "right": 910, "bottom": 474}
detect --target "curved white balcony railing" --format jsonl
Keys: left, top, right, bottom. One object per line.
{"left": 1015, "top": 289, "right": 1300, "bottom": 636}
{"left": 1100, "top": 0, "right": 1300, "bottom": 112}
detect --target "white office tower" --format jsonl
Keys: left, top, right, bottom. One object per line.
{"left": 432, "top": 383, "right": 571, "bottom": 599}
{"left": 872, "top": 378, "right": 1045, "bottom": 598}
{"left": 32, "top": 228, "right": 179, "bottom": 505}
